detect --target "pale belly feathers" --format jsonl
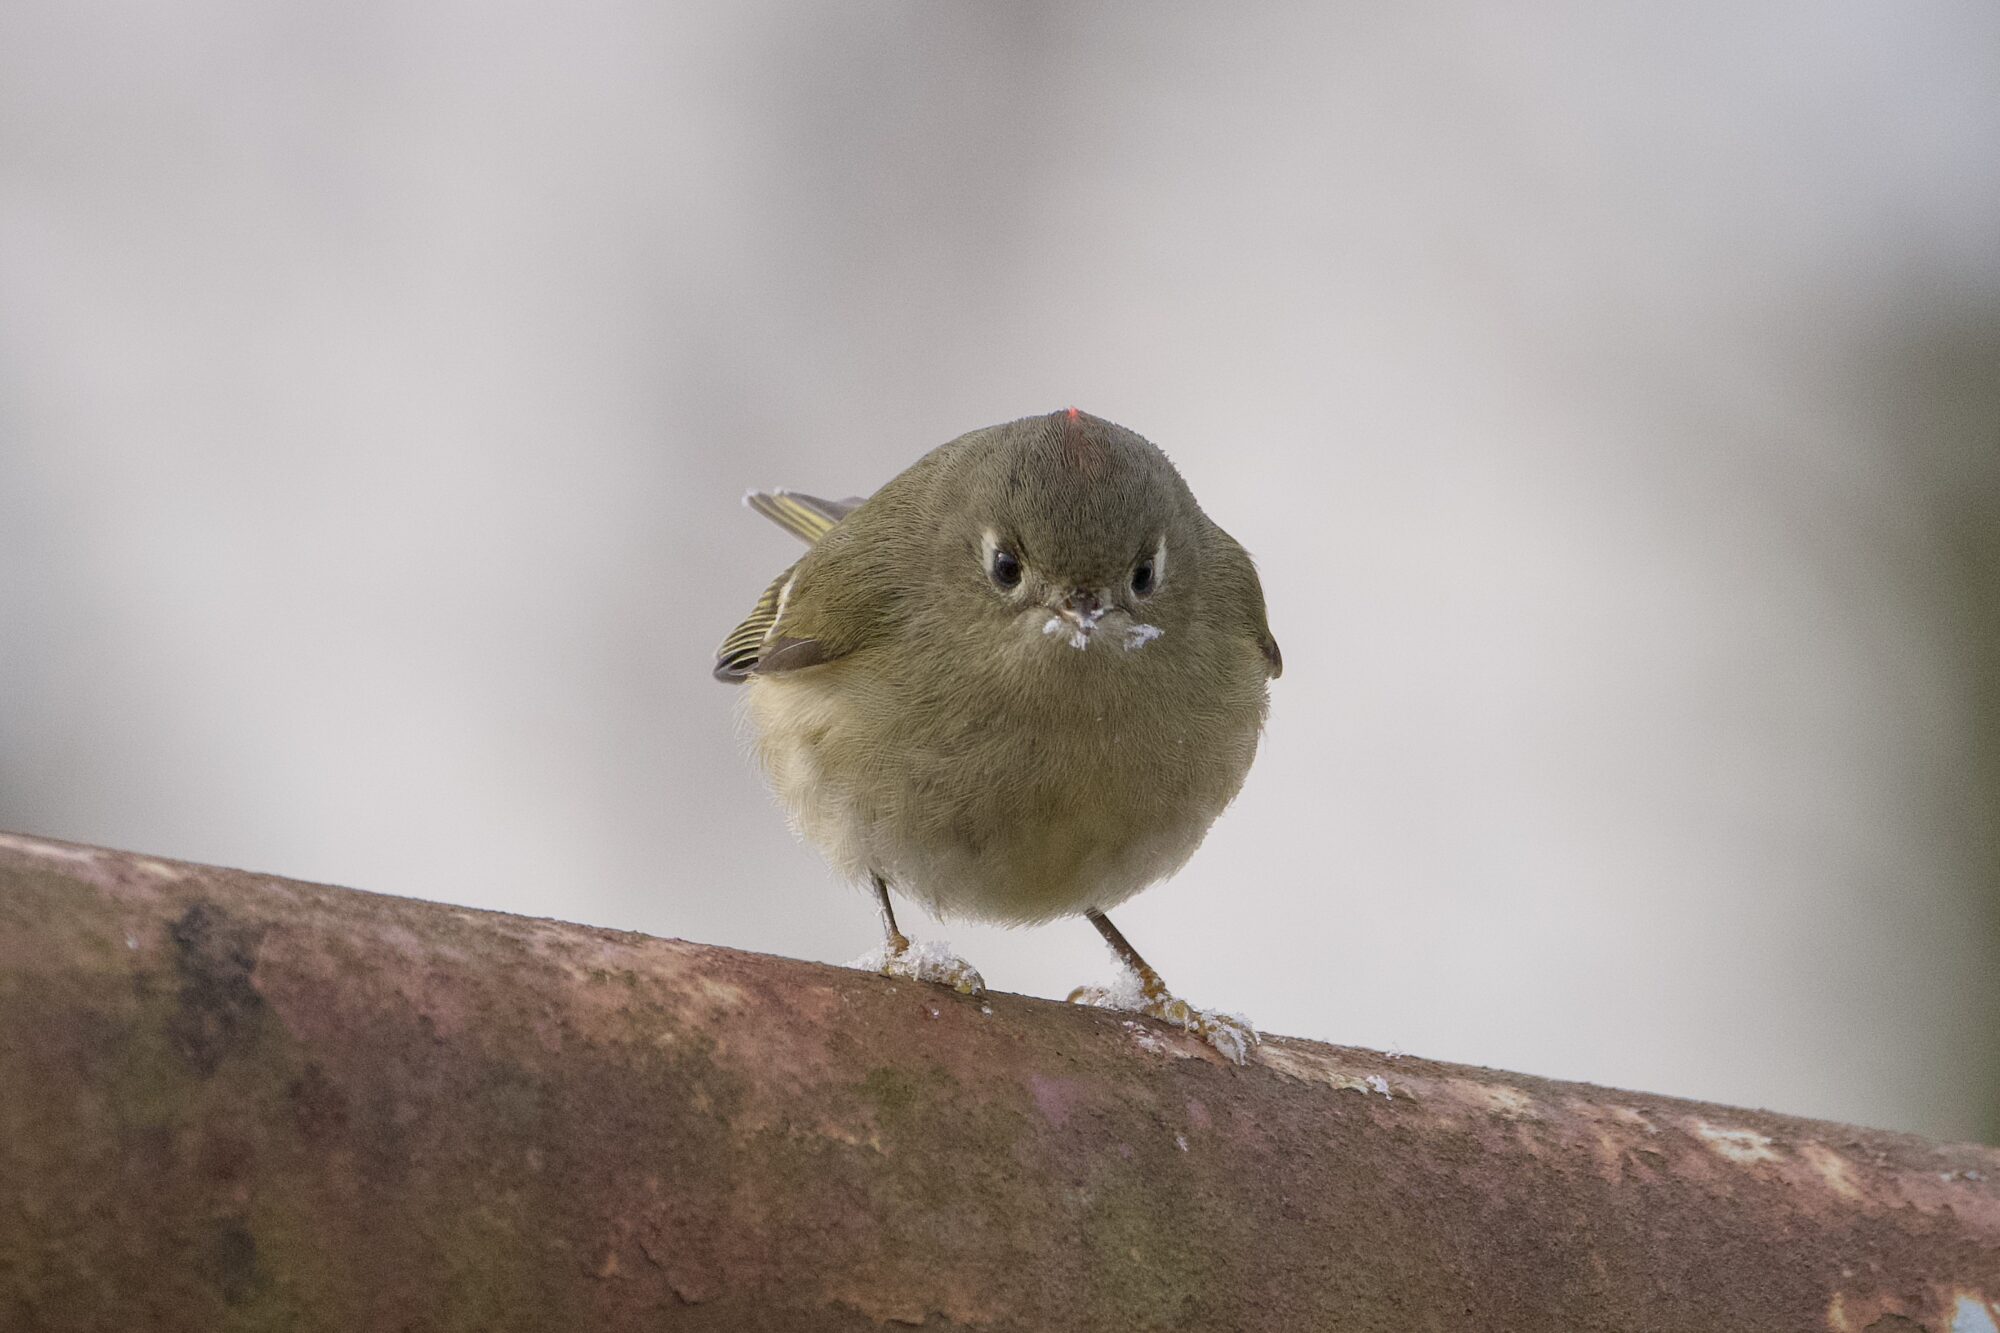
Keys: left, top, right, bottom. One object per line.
{"left": 744, "top": 637, "right": 1263, "bottom": 924}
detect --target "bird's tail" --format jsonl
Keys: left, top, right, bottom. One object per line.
{"left": 743, "top": 489, "right": 863, "bottom": 545}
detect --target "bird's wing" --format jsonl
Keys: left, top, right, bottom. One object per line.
{"left": 712, "top": 554, "right": 853, "bottom": 682}
{"left": 713, "top": 489, "right": 871, "bottom": 681}
{"left": 714, "top": 489, "right": 868, "bottom": 682}
{"left": 712, "top": 563, "right": 798, "bottom": 682}
{"left": 743, "top": 490, "right": 865, "bottom": 545}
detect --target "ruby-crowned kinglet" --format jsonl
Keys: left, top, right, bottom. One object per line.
{"left": 714, "top": 409, "right": 1280, "bottom": 1060}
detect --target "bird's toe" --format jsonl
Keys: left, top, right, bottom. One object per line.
{"left": 856, "top": 939, "right": 986, "bottom": 996}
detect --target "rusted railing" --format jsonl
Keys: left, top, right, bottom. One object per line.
{"left": 1, "top": 832, "right": 1995, "bottom": 1331}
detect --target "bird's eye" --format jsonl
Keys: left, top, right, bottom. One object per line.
{"left": 1130, "top": 559, "right": 1156, "bottom": 597}
{"left": 990, "top": 548, "right": 1022, "bottom": 589}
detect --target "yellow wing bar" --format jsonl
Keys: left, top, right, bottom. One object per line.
{"left": 714, "top": 565, "right": 795, "bottom": 682}
{"left": 715, "top": 490, "right": 861, "bottom": 682}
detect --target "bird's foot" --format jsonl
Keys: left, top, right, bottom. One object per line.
{"left": 1067, "top": 972, "right": 1260, "bottom": 1065}
{"left": 850, "top": 937, "right": 986, "bottom": 996}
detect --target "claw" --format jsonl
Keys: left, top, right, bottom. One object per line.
{"left": 1068, "top": 975, "right": 1260, "bottom": 1065}
{"left": 852, "top": 938, "right": 986, "bottom": 996}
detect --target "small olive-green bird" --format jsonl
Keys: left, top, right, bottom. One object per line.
{"left": 714, "top": 409, "right": 1280, "bottom": 1059}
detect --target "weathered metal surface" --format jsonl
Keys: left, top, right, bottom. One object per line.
{"left": 0, "top": 833, "right": 1995, "bottom": 1332}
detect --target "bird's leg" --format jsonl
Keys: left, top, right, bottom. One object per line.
{"left": 852, "top": 872, "right": 985, "bottom": 996}
{"left": 1077, "top": 909, "right": 1171, "bottom": 1001}
{"left": 1067, "top": 908, "right": 1259, "bottom": 1064}
{"left": 873, "top": 873, "right": 912, "bottom": 957}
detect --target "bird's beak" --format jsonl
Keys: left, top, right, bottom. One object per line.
{"left": 1061, "top": 590, "right": 1104, "bottom": 629}
{"left": 1042, "top": 589, "right": 1106, "bottom": 648}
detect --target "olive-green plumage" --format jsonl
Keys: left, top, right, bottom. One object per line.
{"left": 716, "top": 410, "right": 1279, "bottom": 930}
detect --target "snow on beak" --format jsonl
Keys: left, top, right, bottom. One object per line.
{"left": 1041, "top": 589, "right": 1105, "bottom": 650}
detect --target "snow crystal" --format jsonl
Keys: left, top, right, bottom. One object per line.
{"left": 1123, "top": 623, "right": 1164, "bottom": 651}
{"left": 1175, "top": 1133, "right": 1189, "bottom": 1152}
{"left": 1072, "top": 969, "right": 1259, "bottom": 1065}
{"left": 1198, "top": 1015, "right": 1258, "bottom": 1067}
{"left": 849, "top": 938, "right": 986, "bottom": 995}
{"left": 1108, "top": 970, "right": 1150, "bottom": 1008}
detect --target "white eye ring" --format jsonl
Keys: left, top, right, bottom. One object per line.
{"left": 1133, "top": 535, "right": 1167, "bottom": 596}
{"left": 981, "top": 528, "right": 1024, "bottom": 591}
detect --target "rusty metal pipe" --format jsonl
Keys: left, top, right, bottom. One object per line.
{"left": 1, "top": 833, "right": 1995, "bottom": 1331}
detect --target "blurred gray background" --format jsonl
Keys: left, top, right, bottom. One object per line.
{"left": 2, "top": 3, "right": 1995, "bottom": 1142}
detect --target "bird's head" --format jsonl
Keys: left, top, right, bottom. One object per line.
{"left": 955, "top": 409, "right": 1197, "bottom": 657}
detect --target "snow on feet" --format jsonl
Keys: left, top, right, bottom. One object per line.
{"left": 1067, "top": 970, "right": 1260, "bottom": 1065}
{"left": 850, "top": 938, "right": 986, "bottom": 996}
